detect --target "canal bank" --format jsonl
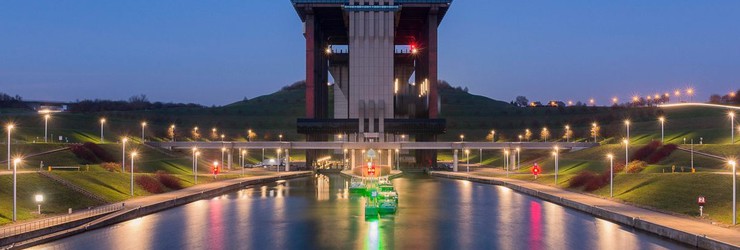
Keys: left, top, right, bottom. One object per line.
{"left": 430, "top": 171, "right": 740, "bottom": 250}
{"left": 3, "top": 171, "right": 311, "bottom": 249}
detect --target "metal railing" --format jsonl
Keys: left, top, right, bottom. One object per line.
{"left": 0, "top": 203, "right": 123, "bottom": 238}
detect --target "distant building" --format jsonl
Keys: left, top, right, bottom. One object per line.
{"left": 27, "top": 101, "right": 68, "bottom": 113}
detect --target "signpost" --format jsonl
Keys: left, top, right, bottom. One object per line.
{"left": 698, "top": 196, "right": 706, "bottom": 217}
{"left": 532, "top": 163, "right": 541, "bottom": 179}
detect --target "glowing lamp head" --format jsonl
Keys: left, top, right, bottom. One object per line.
{"left": 131, "top": 152, "right": 138, "bottom": 157}
{"left": 122, "top": 137, "right": 128, "bottom": 143}
{"left": 35, "top": 194, "right": 44, "bottom": 203}
{"left": 100, "top": 118, "right": 106, "bottom": 124}
{"left": 624, "top": 120, "right": 630, "bottom": 125}
{"left": 13, "top": 158, "right": 21, "bottom": 164}
{"left": 6, "top": 124, "right": 14, "bottom": 130}
{"left": 623, "top": 139, "right": 629, "bottom": 144}
{"left": 141, "top": 122, "right": 147, "bottom": 127}
{"left": 659, "top": 117, "right": 665, "bottom": 122}
{"left": 44, "top": 114, "right": 50, "bottom": 119}
{"left": 607, "top": 154, "right": 614, "bottom": 159}
{"left": 213, "top": 161, "right": 219, "bottom": 166}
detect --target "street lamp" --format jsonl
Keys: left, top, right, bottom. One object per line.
{"left": 121, "top": 137, "right": 128, "bottom": 172}
{"left": 35, "top": 194, "right": 44, "bottom": 214}
{"left": 99, "top": 118, "right": 106, "bottom": 143}
{"left": 241, "top": 149, "right": 246, "bottom": 175}
{"left": 7, "top": 124, "right": 14, "bottom": 170}
{"left": 730, "top": 160, "right": 736, "bottom": 225}
{"left": 730, "top": 111, "right": 736, "bottom": 144}
{"left": 623, "top": 139, "right": 629, "bottom": 167}
{"left": 658, "top": 117, "right": 665, "bottom": 143}
{"left": 170, "top": 124, "right": 176, "bottom": 142}
{"left": 141, "top": 122, "right": 147, "bottom": 142}
{"left": 44, "top": 114, "right": 50, "bottom": 143}
{"left": 607, "top": 154, "right": 614, "bottom": 197}
{"left": 490, "top": 130, "right": 495, "bottom": 142}
{"left": 553, "top": 146, "right": 559, "bottom": 185}
{"left": 247, "top": 129, "right": 253, "bottom": 142}
{"left": 279, "top": 134, "right": 283, "bottom": 142}
{"left": 565, "top": 125, "right": 570, "bottom": 142}
{"left": 130, "top": 151, "right": 137, "bottom": 196}
{"left": 518, "top": 135, "right": 522, "bottom": 142}
{"left": 12, "top": 158, "right": 21, "bottom": 221}
{"left": 624, "top": 120, "right": 630, "bottom": 143}
{"left": 221, "top": 134, "right": 225, "bottom": 142}
{"left": 460, "top": 134, "right": 464, "bottom": 142}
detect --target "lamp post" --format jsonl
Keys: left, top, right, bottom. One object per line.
{"left": 624, "top": 120, "right": 630, "bottom": 143}
{"left": 623, "top": 139, "right": 629, "bottom": 167}
{"left": 730, "top": 160, "right": 737, "bottom": 225}
{"left": 395, "top": 149, "right": 400, "bottom": 170}
{"left": 130, "top": 152, "right": 137, "bottom": 196}
{"left": 279, "top": 134, "right": 283, "bottom": 142}
{"left": 565, "top": 125, "right": 570, "bottom": 142}
{"left": 192, "top": 147, "right": 197, "bottom": 180}
{"left": 141, "top": 122, "right": 147, "bottom": 142}
{"left": 277, "top": 148, "right": 282, "bottom": 172}
{"left": 659, "top": 117, "right": 665, "bottom": 143}
{"left": 460, "top": 134, "right": 464, "bottom": 142}
{"left": 518, "top": 135, "right": 522, "bottom": 142}
{"left": 343, "top": 149, "right": 348, "bottom": 169}
{"left": 490, "top": 130, "right": 495, "bottom": 142}
{"left": 608, "top": 154, "right": 614, "bottom": 197}
{"left": 121, "top": 137, "right": 127, "bottom": 172}
{"left": 35, "top": 194, "right": 44, "bottom": 214}
{"left": 731, "top": 112, "right": 735, "bottom": 144}
{"left": 221, "top": 134, "right": 225, "bottom": 142}
{"left": 12, "top": 158, "right": 21, "bottom": 221}
{"left": 44, "top": 114, "right": 50, "bottom": 143}
{"left": 100, "top": 118, "right": 106, "bottom": 143}
{"left": 7, "top": 124, "right": 13, "bottom": 170}
{"left": 553, "top": 146, "right": 559, "bottom": 185}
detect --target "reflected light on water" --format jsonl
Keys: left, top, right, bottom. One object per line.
{"left": 529, "top": 201, "right": 542, "bottom": 250}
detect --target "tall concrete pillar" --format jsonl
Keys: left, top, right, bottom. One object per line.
{"left": 285, "top": 149, "right": 290, "bottom": 171}
{"left": 387, "top": 149, "right": 392, "bottom": 168}
{"left": 227, "top": 150, "right": 232, "bottom": 170}
{"left": 453, "top": 149, "right": 459, "bottom": 172}
{"left": 351, "top": 149, "right": 356, "bottom": 170}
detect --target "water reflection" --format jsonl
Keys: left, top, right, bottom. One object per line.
{"left": 33, "top": 174, "right": 689, "bottom": 250}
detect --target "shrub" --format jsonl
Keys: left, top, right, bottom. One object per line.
{"left": 625, "top": 160, "right": 648, "bottom": 173}
{"left": 632, "top": 141, "right": 661, "bottom": 161}
{"left": 70, "top": 145, "right": 99, "bottom": 164}
{"left": 83, "top": 143, "right": 116, "bottom": 162}
{"left": 135, "top": 175, "right": 163, "bottom": 194}
{"left": 155, "top": 171, "right": 183, "bottom": 190}
{"left": 569, "top": 171, "right": 597, "bottom": 188}
{"left": 646, "top": 144, "right": 677, "bottom": 164}
{"left": 101, "top": 162, "right": 121, "bottom": 172}
{"left": 584, "top": 176, "right": 607, "bottom": 192}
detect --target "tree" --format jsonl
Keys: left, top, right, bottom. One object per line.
{"left": 524, "top": 129, "right": 533, "bottom": 141}
{"left": 709, "top": 94, "right": 722, "bottom": 104}
{"left": 540, "top": 128, "right": 550, "bottom": 142}
{"left": 515, "top": 96, "right": 529, "bottom": 107}
{"left": 563, "top": 128, "right": 574, "bottom": 141}
{"left": 591, "top": 124, "right": 601, "bottom": 142}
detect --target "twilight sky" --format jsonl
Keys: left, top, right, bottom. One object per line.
{"left": 1, "top": 0, "right": 739, "bottom": 106}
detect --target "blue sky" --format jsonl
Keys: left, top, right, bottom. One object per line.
{"left": 1, "top": 0, "right": 738, "bottom": 106}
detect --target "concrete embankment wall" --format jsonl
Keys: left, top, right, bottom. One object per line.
{"left": 11, "top": 172, "right": 312, "bottom": 249}
{"left": 430, "top": 172, "right": 737, "bottom": 250}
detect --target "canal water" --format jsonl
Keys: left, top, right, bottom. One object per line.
{"left": 33, "top": 174, "right": 688, "bottom": 250}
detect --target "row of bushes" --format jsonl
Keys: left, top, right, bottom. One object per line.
{"left": 135, "top": 171, "right": 183, "bottom": 194}
{"left": 632, "top": 142, "right": 678, "bottom": 164}
{"left": 569, "top": 160, "right": 649, "bottom": 191}
{"left": 69, "top": 143, "right": 115, "bottom": 164}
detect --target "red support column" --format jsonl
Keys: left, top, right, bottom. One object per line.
{"left": 427, "top": 11, "right": 439, "bottom": 118}
{"left": 305, "top": 15, "right": 316, "bottom": 118}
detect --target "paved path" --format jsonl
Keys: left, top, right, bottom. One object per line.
{"left": 0, "top": 170, "right": 310, "bottom": 248}
{"left": 434, "top": 171, "right": 740, "bottom": 249}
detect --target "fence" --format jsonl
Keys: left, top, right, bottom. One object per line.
{"left": 0, "top": 203, "right": 123, "bottom": 238}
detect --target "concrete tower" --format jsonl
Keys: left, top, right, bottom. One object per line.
{"left": 292, "top": 0, "right": 451, "bottom": 168}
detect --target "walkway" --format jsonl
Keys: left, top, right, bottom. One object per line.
{"left": 432, "top": 171, "right": 740, "bottom": 249}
